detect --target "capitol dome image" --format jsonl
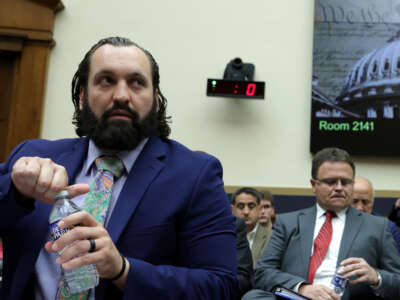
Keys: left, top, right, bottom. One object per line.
{"left": 336, "top": 32, "right": 400, "bottom": 119}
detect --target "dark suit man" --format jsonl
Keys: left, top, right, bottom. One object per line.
{"left": 244, "top": 147, "right": 400, "bottom": 300}
{"left": 235, "top": 217, "right": 253, "bottom": 298}
{"left": 232, "top": 187, "right": 271, "bottom": 267}
{"left": 0, "top": 37, "right": 236, "bottom": 299}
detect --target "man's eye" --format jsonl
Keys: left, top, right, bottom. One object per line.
{"left": 341, "top": 179, "right": 354, "bottom": 186}
{"left": 130, "top": 78, "right": 145, "bottom": 87}
{"left": 324, "top": 179, "right": 337, "bottom": 185}
{"left": 135, "top": 79, "right": 144, "bottom": 86}
{"left": 99, "top": 77, "right": 113, "bottom": 86}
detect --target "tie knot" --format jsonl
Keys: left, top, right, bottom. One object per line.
{"left": 95, "top": 156, "right": 124, "bottom": 179}
{"left": 325, "top": 211, "right": 335, "bottom": 220}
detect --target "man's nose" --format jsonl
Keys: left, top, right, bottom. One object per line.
{"left": 334, "top": 179, "right": 344, "bottom": 189}
{"left": 113, "top": 81, "right": 130, "bottom": 102}
{"left": 243, "top": 206, "right": 250, "bottom": 215}
{"left": 354, "top": 202, "right": 363, "bottom": 211}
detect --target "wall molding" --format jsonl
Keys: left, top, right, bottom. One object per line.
{"left": 225, "top": 185, "right": 400, "bottom": 198}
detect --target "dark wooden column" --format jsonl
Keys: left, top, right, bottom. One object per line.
{"left": 0, "top": 0, "right": 63, "bottom": 162}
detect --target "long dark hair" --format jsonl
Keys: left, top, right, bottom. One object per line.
{"left": 71, "top": 36, "right": 171, "bottom": 138}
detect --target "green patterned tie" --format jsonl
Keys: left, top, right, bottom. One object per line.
{"left": 57, "top": 156, "right": 124, "bottom": 300}
{"left": 83, "top": 156, "right": 125, "bottom": 223}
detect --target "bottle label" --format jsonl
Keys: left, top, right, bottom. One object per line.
{"left": 49, "top": 221, "right": 70, "bottom": 241}
{"left": 331, "top": 273, "right": 347, "bottom": 289}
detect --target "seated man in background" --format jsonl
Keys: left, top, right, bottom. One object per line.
{"left": 243, "top": 147, "right": 400, "bottom": 300}
{"left": 231, "top": 187, "right": 272, "bottom": 267}
{"left": 352, "top": 176, "right": 400, "bottom": 253}
{"left": 389, "top": 198, "right": 400, "bottom": 227}
{"left": 258, "top": 190, "right": 275, "bottom": 230}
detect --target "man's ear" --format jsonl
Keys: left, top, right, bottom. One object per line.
{"left": 79, "top": 87, "right": 84, "bottom": 110}
{"left": 310, "top": 179, "right": 317, "bottom": 194}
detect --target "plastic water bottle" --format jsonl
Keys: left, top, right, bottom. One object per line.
{"left": 49, "top": 190, "right": 99, "bottom": 294}
{"left": 330, "top": 266, "right": 348, "bottom": 297}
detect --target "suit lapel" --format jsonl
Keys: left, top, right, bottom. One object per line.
{"left": 338, "top": 207, "right": 363, "bottom": 264}
{"left": 251, "top": 226, "right": 262, "bottom": 257}
{"left": 106, "top": 137, "right": 166, "bottom": 243}
{"left": 252, "top": 226, "right": 271, "bottom": 260}
{"left": 299, "top": 206, "right": 316, "bottom": 274}
{"left": 56, "top": 138, "right": 89, "bottom": 183}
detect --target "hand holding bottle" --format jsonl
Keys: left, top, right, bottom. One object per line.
{"left": 339, "top": 257, "right": 380, "bottom": 286}
{"left": 49, "top": 190, "right": 98, "bottom": 294}
{"left": 45, "top": 204, "right": 129, "bottom": 290}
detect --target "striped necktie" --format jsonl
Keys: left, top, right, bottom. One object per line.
{"left": 307, "top": 211, "right": 335, "bottom": 283}
{"left": 57, "top": 156, "right": 124, "bottom": 300}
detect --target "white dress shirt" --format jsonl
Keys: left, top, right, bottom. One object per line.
{"left": 312, "top": 204, "right": 347, "bottom": 287}
{"left": 247, "top": 223, "right": 259, "bottom": 250}
{"left": 294, "top": 204, "right": 347, "bottom": 291}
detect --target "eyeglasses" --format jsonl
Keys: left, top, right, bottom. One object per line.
{"left": 315, "top": 177, "right": 354, "bottom": 187}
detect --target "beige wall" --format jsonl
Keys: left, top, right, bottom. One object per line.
{"left": 41, "top": 0, "right": 400, "bottom": 192}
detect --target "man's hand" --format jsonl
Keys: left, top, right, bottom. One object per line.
{"left": 299, "top": 284, "right": 340, "bottom": 300}
{"left": 340, "top": 257, "right": 379, "bottom": 286}
{"left": 45, "top": 211, "right": 129, "bottom": 289}
{"left": 11, "top": 156, "right": 89, "bottom": 203}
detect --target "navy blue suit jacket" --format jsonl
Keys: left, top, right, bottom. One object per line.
{"left": 372, "top": 211, "right": 400, "bottom": 254}
{"left": 0, "top": 136, "right": 237, "bottom": 299}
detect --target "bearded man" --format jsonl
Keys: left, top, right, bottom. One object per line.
{"left": 0, "top": 37, "right": 236, "bottom": 300}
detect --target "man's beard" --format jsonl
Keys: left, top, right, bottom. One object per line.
{"left": 77, "top": 99, "right": 159, "bottom": 151}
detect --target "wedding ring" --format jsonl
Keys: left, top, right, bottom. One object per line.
{"left": 88, "top": 238, "right": 96, "bottom": 253}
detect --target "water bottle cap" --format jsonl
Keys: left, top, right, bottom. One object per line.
{"left": 54, "top": 190, "right": 69, "bottom": 201}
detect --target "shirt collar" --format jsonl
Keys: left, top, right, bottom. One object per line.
{"left": 315, "top": 203, "right": 347, "bottom": 221}
{"left": 84, "top": 138, "right": 149, "bottom": 175}
{"left": 247, "top": 222, "right": 259, "bottom": 238}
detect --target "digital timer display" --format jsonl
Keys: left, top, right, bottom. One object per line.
{"left": 206, "top": 79, "right": 265, "bottom": 99}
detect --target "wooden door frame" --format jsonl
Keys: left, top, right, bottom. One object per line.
{"left": 0, "top": 0, "right": 63, "bottom": 161}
